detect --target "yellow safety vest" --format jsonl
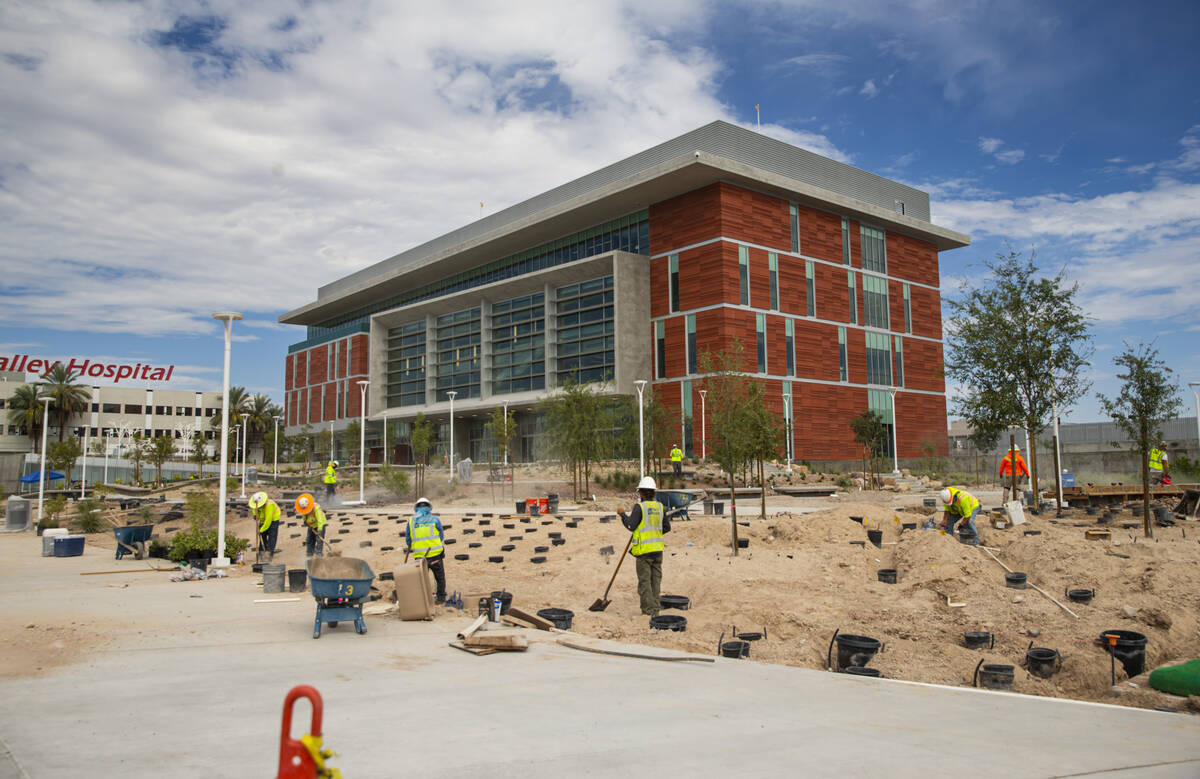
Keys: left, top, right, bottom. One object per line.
{"left": 409, "top": 515, "right": 443, "bottom": 559}
{"left": 256, "top": 500, "right": 281, "bottom": 533}
{"left": 305, "top": 506, "right": 327, "bottom": 532}
{"left": 324, "top": 463, "right": 338, "bottom": 484}
{"left": 1149, "top": 448, "right": 1165, "bottom": 472}
{"left": 946, "top": 488, "right": 980, "bottom": 518}
{"left": 670, "top": 447, "right": 683, "bottom": 463}
{"left": 631, "top": 500, "right": 664, "bottom": 556}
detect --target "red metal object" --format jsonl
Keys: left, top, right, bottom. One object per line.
{"left": 277, "top": 685, "right": 323, "bottom": 778}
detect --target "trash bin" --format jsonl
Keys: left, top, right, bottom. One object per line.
{"left": 547, "top": 493, "right": 559, "bottom": 513}
{"left": 5, "top": 496, "right": 30, "bottom": 531}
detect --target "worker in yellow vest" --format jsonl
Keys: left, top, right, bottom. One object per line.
{"left": 618, "top": 477, "right": 671, "bottom": 615}
{"left": 295, "top": 493, "right": 327, "bottom": 557}
{"left": 249, "top": 491, "right": 281, "bottom": 560}
{"left": 670, "top": 444, "right": 684, "bottom": 478}
{"left": 940, "top": 487, "right": 981, "bottom": 545}
{"left": 1148, "top": 442, "right": 1168, "bottom": 485}
{"left": 405, "top": 497, "right": 447, "bottom": 604}
{"left": 324, "top": 460, "right": 338, "bottom": 498}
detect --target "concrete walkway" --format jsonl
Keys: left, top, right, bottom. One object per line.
{"left": 1, "top": 534, "right": 1197, "bottom": 778}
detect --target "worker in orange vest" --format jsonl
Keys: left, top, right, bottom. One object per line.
{"left": 999, "top": 445, "right": 1030, "bottom": 491}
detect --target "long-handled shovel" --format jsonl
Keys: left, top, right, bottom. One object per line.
{"left": 589, "top": 529, "right": 635, "bottom": 612}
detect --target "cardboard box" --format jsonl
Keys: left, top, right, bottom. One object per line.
{"left": 394, "top": 560, "right": 433, "bottom": 621}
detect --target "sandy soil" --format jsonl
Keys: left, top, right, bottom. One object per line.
{"left": 56, "top": 478, "right": 1200, "bottom": 712}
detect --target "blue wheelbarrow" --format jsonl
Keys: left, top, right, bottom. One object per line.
{"left": 114, "top": 524, "right": 155, "bottom": 560}
{"left": 308, "top": 557, "right": 375, "bottom": 639}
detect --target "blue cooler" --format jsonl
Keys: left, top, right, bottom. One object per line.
{"left": 53, "top": 534, "right": 86, "bottom": 557}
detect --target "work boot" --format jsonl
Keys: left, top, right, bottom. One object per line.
{"left": 435, "top": 594, "right": 446, "bottom": 605}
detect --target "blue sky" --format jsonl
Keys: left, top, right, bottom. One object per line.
{"left": 2, "top": 0, "right": 1198, "bottom": 424}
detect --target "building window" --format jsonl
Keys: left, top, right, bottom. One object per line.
{"left": 847, "top": 271, "right": 857, "bottom": 325}
{"left": 838, "top": 327, "right": 848, "bottom": 382}
{"left": 861, "top": 225, "right": 886, "bottom": 273}
{"left": 866, "top": 332, "right": 893, "bottom": 385}
{"left": 656, "top": 320, "right": 666, "bottom": 379}
{"left": 328, "top": 341, "right": 336, "bottom": 381}
{"left": 556, "top": 276, "right": 615, "bottom": 384}
{"left": 387, "top": 320, "right": 427, "bottom": 407}
{"left": 686, "top": 314, "right": 697, "bottom": 374}
{"left": 669, "top": 254, "right": 680, "bottom": 314}
{"left": 123, "top": 404, "right": 141, "bottom": 414}
{"left": 789, "top": 203, "right": 800, "bottom": 253}
{"left": 894, "top": 336, "right": 905, "bottom": 387}
{"left": 435, "top": 306, "right": 482, "bottom": 399}
{"left": 755, "top": 314, "right": 766, "bottom": 373}
{"left": 862, "top": 275, "right": 890, "bottom": 329}
{"left": 785, "top": 319, "right": 795, "bottom": 377}
{"left": 842, "top": 217, "right": 851, "bottom": 265}
{"left": 738, "top": 245, "right": 750, "bottom": 306}
{"left": 903, "top": 283, "right": 912, "bottom": 334}
{"left": 868, "top": 389, "right": 895, "bottom": 457}
{"left": 681, "top": 379, "right": 694, "bottom": 457}
{"left": 491, "top": 292, "right": 546, "bottom": 395}
{"left": 768, "top": 253, "right": 779, "bottom": 311}
{"left": 805, "top": 261, "right": 816, "bottom": 317}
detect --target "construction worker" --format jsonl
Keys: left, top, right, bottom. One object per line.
{"left": 295, "top": 493, "right": 327, "bottom": 557}
{"left": 618, "top": 476, "right": 671, "bottom": 616}
{"left": 405, "top": 497, "right": 447, "bottom": 605}
{"left": 1149, "top": 441, "right": 1168, "bottom": 486}
{"left": 249, "top": 491, "right": 281, "bottom": 560}
{"left": 670, "top": 444, "right": 684, "bottom": 478}
{"left": 324, "top": 460, "right": 338, "bottom": 498}
{"left": 999, "top": 445, "right": 1030, "bottom": 491}
{"left": 940, "top": 487, "right": 981, "bottom": 545}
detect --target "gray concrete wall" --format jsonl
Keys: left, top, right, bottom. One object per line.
{"left": 613, "top": 251, "right": 651, "bottom": 395}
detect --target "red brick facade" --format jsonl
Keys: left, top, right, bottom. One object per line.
{"left": 648, "top": 183, "right": 948, "bottom": 461}
{"left": 284, "top": 333, "right": 369, "bottom": 428}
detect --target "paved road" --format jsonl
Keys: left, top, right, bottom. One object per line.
{"left": 1, "top": 533, "right": 1197, "bottom": 778}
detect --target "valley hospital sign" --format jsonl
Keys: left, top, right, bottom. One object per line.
{"left": 0, "top": 355, "right": 176, "bottom": 383}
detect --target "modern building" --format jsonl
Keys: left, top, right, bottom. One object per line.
{"left": 279, "top": 121, "right": 969, "bottom": 465}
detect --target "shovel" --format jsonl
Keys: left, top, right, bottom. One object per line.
{"left": 589, "top": 528, "right": 635, "bottom": 612}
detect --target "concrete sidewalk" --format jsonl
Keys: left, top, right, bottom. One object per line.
{"left": 1, "top": 534, "right": 1197, "bottom": 778}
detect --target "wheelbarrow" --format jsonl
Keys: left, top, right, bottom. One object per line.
{"left": 308, "top": 557, "right": 375, "bottom": 639}
{"left": 113, "top": 524, "right": 155, "bottom": 560}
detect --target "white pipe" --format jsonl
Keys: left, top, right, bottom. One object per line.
{"left": 358, "top": 380, "right": 369, "bottom": 503}
{"left": 1053, "top": 402, "right": 1063, "bottom": 508}
{"left": 212, "top": 312, "right": 242, "bottom": 565}
{"left": 273, "top": 415, "right": 280, "bottom": 478}
{"left": 36, "top": 396, "right": 52, "bottom": 526}
{"left": 699, "top": 390, "right": 707, "bottom": 461}
{"left": 447, "top": 391, "right": 456, "bottom": 480}
{"left": 240, "top": 421, "right": 247, "bottom": 498}
{"left": 889, "top": 389, "right": 900, "bottom": 475}
{"left": 634, "top": 380, "right": 647, "bottom": 478}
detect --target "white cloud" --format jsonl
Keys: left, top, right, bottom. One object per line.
{"left": 0, "top": 1, "right": 849, "bottom": 337}
{"left": 779, "top": 53, "right": 849, "bottom": 73}
{"left": 860, "top": 79, "right": 879, "bottom": 98}
{"left": 979, "top": 137, "right": 1004, "bottom": 154}
{"left": 977, "top": 136, "right": 1024, "bottom": 164}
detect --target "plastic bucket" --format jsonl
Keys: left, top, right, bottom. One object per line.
{"left": 720, "top": 640, "right": 750, "bottom": 658}
{"left": 833, "top": 633, "right": 882, "bottom": 670}
{"left": 877, "top": 568, "right": 898, "bottom": 584}
{"left": 1005, "top": 572, "right": 1028, "bottom": 589}
{"left": 1066, "top": 588, "right": 1094, "bottom": 604}
{"left": 262, "top": 564, "right": 286, "bottom": 594}
{"left": 515, "top": 501, "right": 524, "bottom": 514}
{"left": 538, "top": 497, "right": 549, "bottom": 514}
{"left": 536, "top": 608, "right": 574, "bottom": 629}
{"left": 842, "top": 666, "right": 882, "bottom": 677}
{"left": 974, "top": 661, "right": 1015, "bottom": 690}
{"left": 963, "top": 631, "right": 993, "bottom": 650}
{"left": 287, "top": 569, "right": 307, "bottom": 593}
{"left": 1026, "top": 647, "right": 1061, "bottom": 678}
{"left": 1101, "top": 630, "right": 1148, "bottom": 677}
{"left": 525, "top": 499, "right": 539, "bottom": 516}
{"left": 866, "top": 529, "right": 883, "bottom": 548}
{"left": 490, "top": 590, "right": 513, "bottom": 615}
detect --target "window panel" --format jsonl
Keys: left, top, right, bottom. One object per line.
{"left": 669, "top": 254, "right": 679, "bottom": 313}
{"left": 903, "top": 283, "right": 912, "bottom": 334}
{"left": 789, "top": 204, "right": 800, "bottom": 253}
{"left": 556, "top": 276, "right": 615, "bottom": 384}
{"left": 894, "top": 336, "right": 905, "bottom": 388}
{"left": 769, "top": 253, "right": 779, "bottom": 311}
{"left": 863, "top": 275, "right": 890, "bottom": 330}
{"left": 738, "top": 245, "right": 750, "bottom": 306}
{"left": 860, "top": 225, "right": 887, "bottom": 273}
{"left": 785, "top": 319, "right": 795, "bottom": 377}
{"left": 805, "top": 261, "right": 816, "bottom": 317}
{"left": 865, "top": 331, "right": 893, "bottom": 385}
{"left": 656, "top": 321, "right": 666, "bottom": 379}
{"left": 841, "top": 217, "right": 851, "bottom": 265}
{"left": 686, "top": 314, "right": 697, "bottom": 374}
{"left": 755, "top": 314, "right": 766, "bottom": 373}
{"left": 847, "top": 271, "right": 857, "bottom": 325}
{"left": 838, "top": 327, "right": 848, "bottom": 382}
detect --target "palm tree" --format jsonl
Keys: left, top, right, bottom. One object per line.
{"left": 244, "top": 393, "right": 283, "bottom": 444}
{"left": 6, "top": 384, "right": 46, "bottom": 450}
{"left": 41, "top": 365, "right": 91, "bottom": 441}
{"left": 209, "top": 386, "right": 251, "bottom": 431}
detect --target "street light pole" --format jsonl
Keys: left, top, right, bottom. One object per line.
{"left": 240, "top": 420, "right": 247, "bottom": 499}
{"left": 1190, "top": 382, "right": 1200, "bottom": 457}
{"left": 634, "top": 380, "right": 648, "bottom": 478}
{"left": 698, "top": 389, "right": 707, "bottom": 461}
{"left": 502, "top": 400, "right": 509, "bottom": 467}
{"left": 81, "top": 387, "right": 95, "bottom": 499}
{"left": 782, "top": 392, "right": 792, "bottom": 473}
{"left": 888, "top": 389, "right": 900, "bottom": 475}
{"left": 212, "top": 312, "right": 242, "bottom": 566}
{"left": 382, "top": 412, "right": 388, "bottom": 466}
{"left": 358, "top": 380, "right": 370, "bottom": 504}
{"left": 272, "top": 415, "right": 280, "bottom": 479}
{"left": 36, "top": 395, "right": 53, "bottom": 526}
{"left": 446, "top": 391, "right": 457, "bottom": 480}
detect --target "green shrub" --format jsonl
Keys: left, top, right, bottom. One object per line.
{"left": 74, "top": 498, "right": 106, "bottom": 533}
{"left": 378, "top": 464, "right": 410, "bottom": 497}
{"left": 834, "top": 474, "right": 854, "bottom": 489}
{"left": 185, "top": 492, "right": 217, "bottom": 527}
{"left": 169, "top": 519, "right": 250, "bottom": 562}
{"left": 45, "top": 495, "right": 68, "bottom": 522}
{"left": 137, "top": 504, "right": 154, "bottom": 523}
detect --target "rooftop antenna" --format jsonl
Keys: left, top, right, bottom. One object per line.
{"left": 755, "top": 104, "right": 760, "bottom": 131}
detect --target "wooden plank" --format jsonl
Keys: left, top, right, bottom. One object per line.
{"left": 448, "top": 640, "right": 498, "bottom": 656}
{"left": 556, "top": 637, "right": 715, "bottom": 663}
{"left": 506, "top": 606, "right": 554, "bottom": 631}
{"left": 463, "top": 633, "right": 528, "bottom": 650}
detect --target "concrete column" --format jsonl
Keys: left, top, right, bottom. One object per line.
{"left": 425, "top": 314, "right": 438, "bottom": 406}
{"left": 479, "top": 298, "right": 493, "bottom": 400}
{"left": 368, "top": 319, "right": 388, "bottom": 415}
{"left": 543, "top": 282, "right": 557, "bottom": 390}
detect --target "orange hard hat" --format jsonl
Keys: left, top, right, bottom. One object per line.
{"left": 295, "top": 493, "right": 315, "bottom": 515}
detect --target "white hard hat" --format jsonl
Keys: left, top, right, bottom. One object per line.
{"left": 1012, "top": 444, "right": 1020, "bottom": 452}
{"left": 637, "top": 477, "right": 657, "bottom": 491}
{"left": 415, "top": 497, "right": 431, "bottom": 509}
{"left": 940, "top": 488, "right": 953, "bottom": 505}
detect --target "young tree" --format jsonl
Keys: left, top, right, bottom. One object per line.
{"left": 409, "top": 413, "right": 434, "bottom": 499}
{"left": 190, "top": 433, "right": 207, "bottom": 476}
{"left": 341, "top": 420, "right": 362, "bottom": 464}
{"left": 147, "top": 435, "right": 177, "bottom": 487}
{"left": 745, "top": 391, "right": 784, "bottom": 517}
{"left": 47, "top": 436, "right": 83, "bottom": 486}
{"left": 700, "top": 339, "right": 759, "bottom": 555}
{"left": 129, "top": 432, "right": 147, "bottom": 484}
{"left": 849, "top": 411, "right": 889, "bottom": 488}
{"left": 539, "top": 375, "right": 608, "bottom": 499}
{"left": 642, "top": 390, "right": 673, "bottom": 481}
{"left": 945, "top": 246, "right": 1093, "bottom": 501}
{"left": 41, "top": 365, "right": 90, "bottom": 441}
{"left": 487, "top": 405, "right": 517, "bottom": 501}
{"left": 1097, "top": 343, "right": 1183, "bottom": 538}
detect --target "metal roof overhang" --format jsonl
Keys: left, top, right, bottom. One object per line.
{"left": 279, "top": 152, "right": 969, "bottom": 327}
